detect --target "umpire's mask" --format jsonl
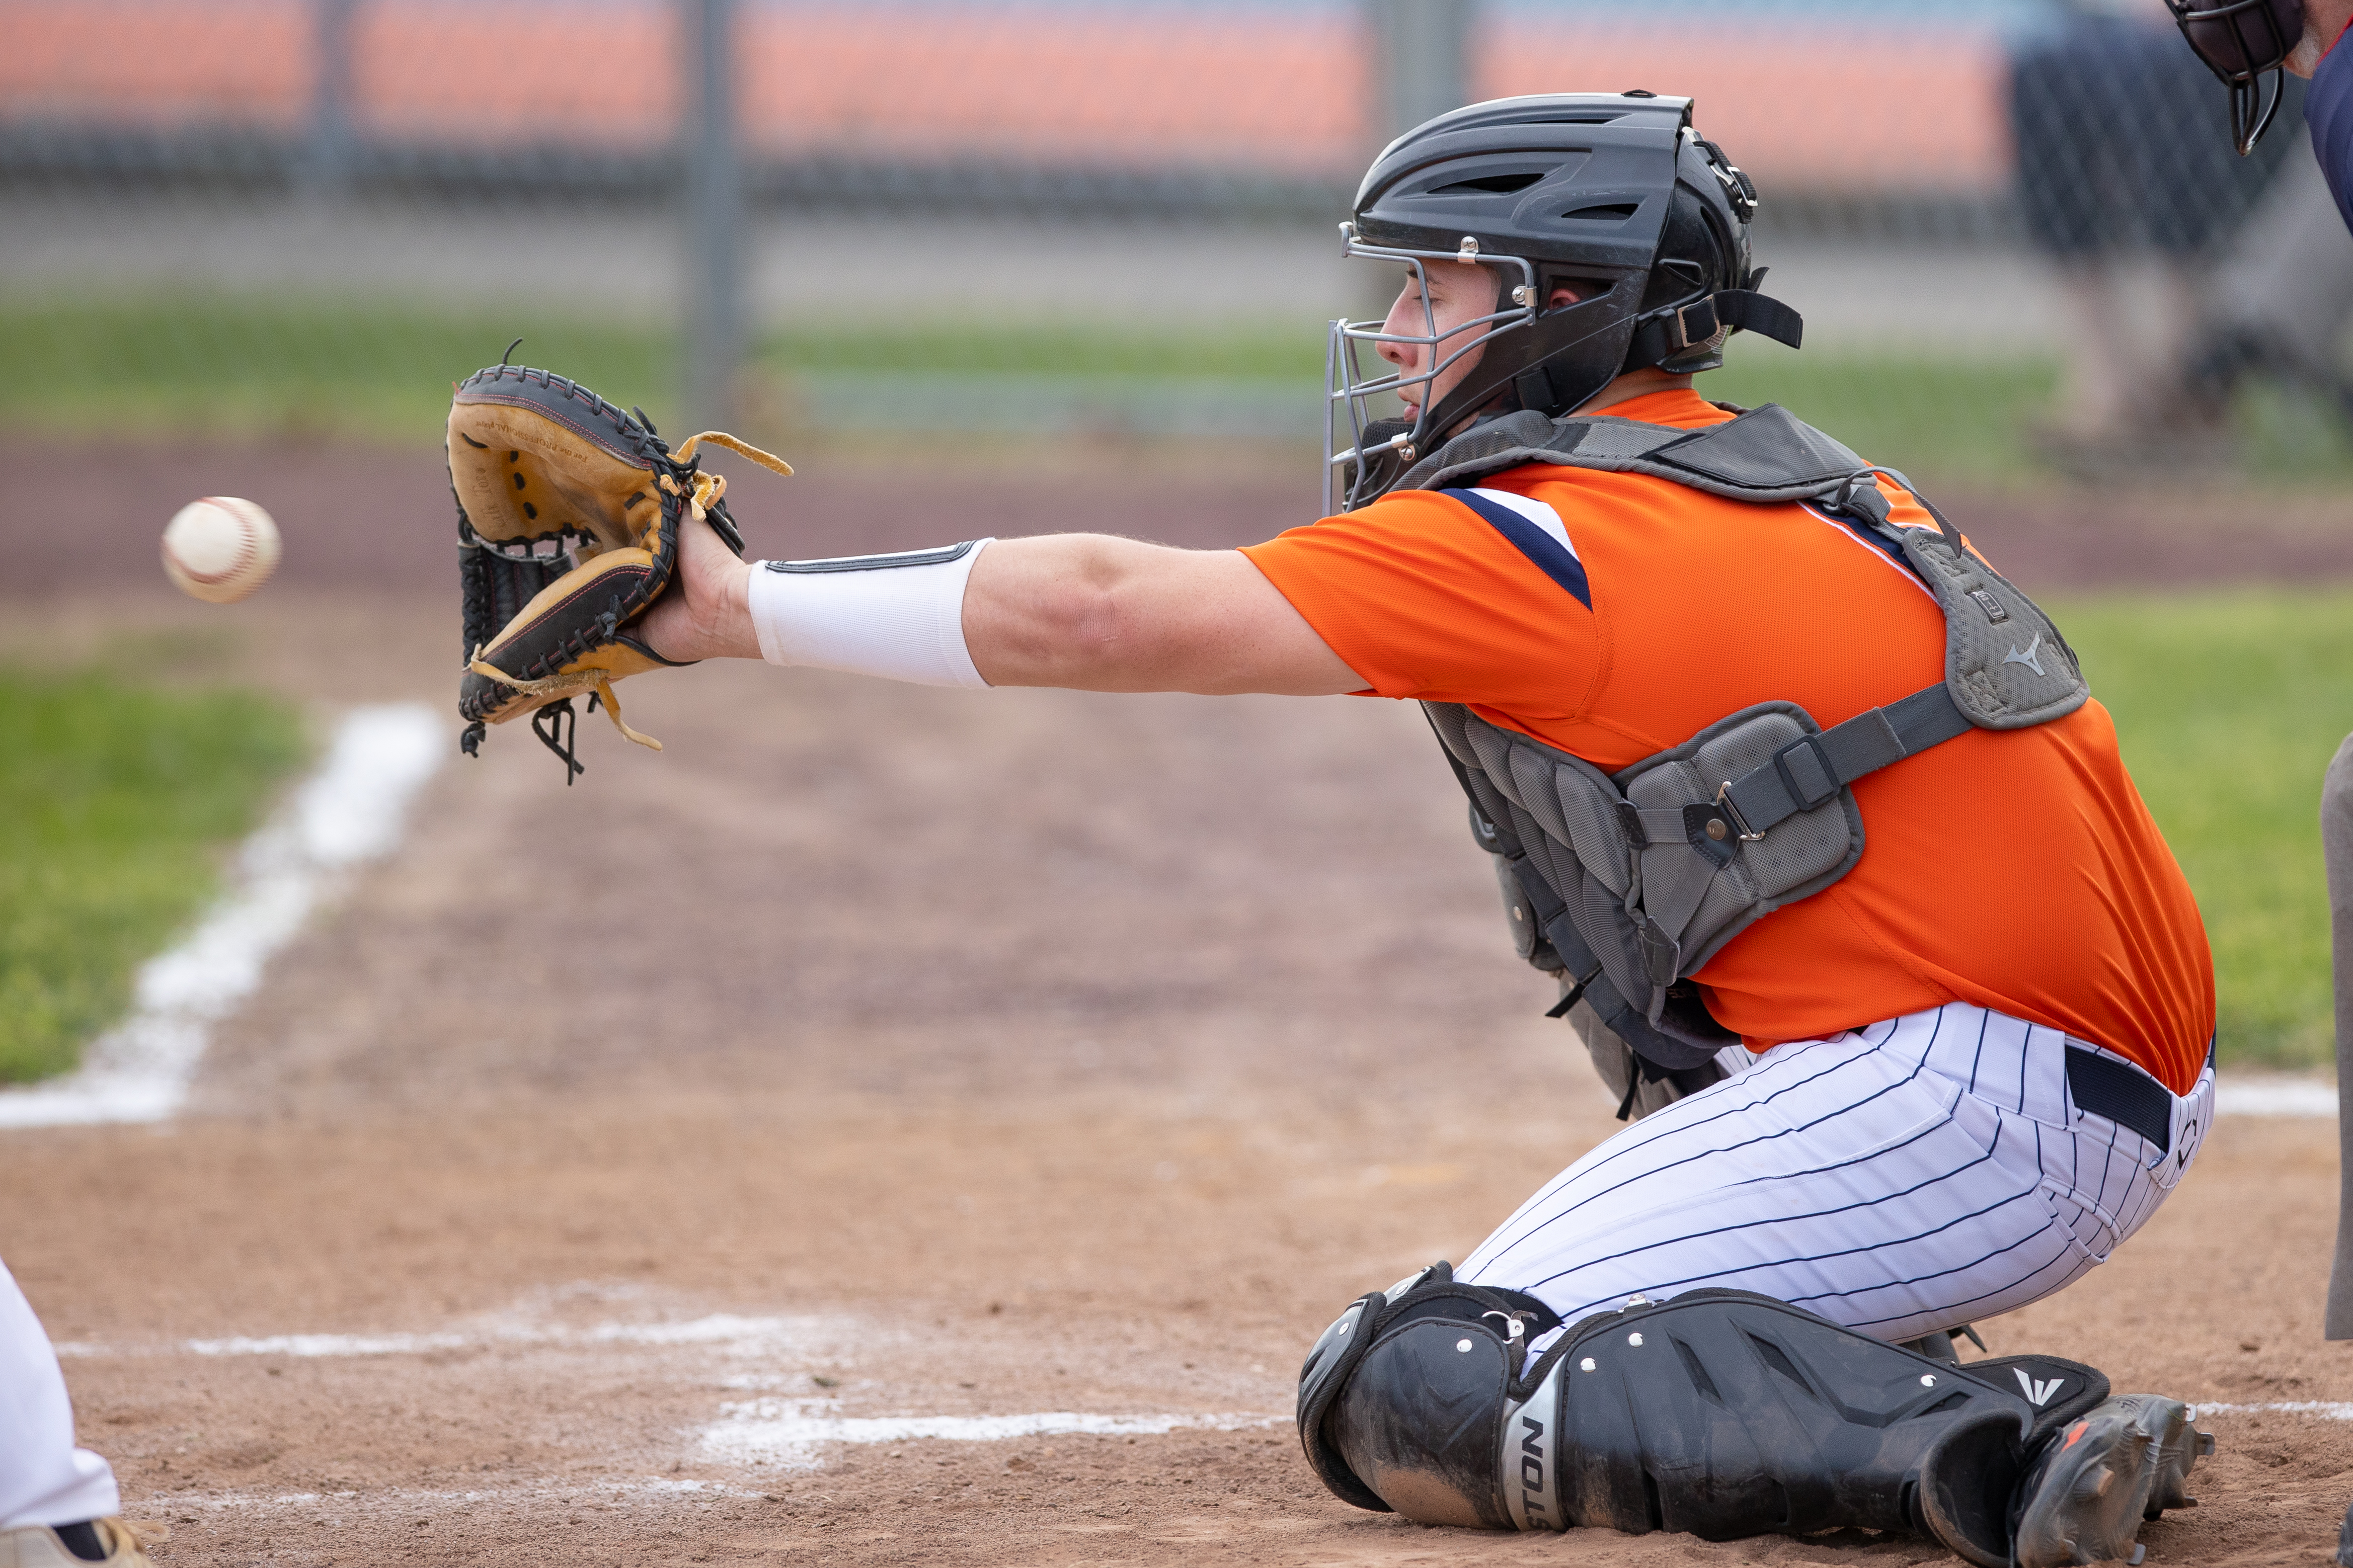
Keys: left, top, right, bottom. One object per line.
{"left": 2164, "top": 0, "right": 2305, "bottom": 155}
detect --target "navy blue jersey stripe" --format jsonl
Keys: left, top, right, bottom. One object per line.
{"left": 1440, "top": 487, "right": 1592, "bottom": 609}
{"left": 1801, "top": 501, "right": 1935, "bottom": 591}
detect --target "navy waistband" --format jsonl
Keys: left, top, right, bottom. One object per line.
{"left": 2064, "top": 1046, "right": 2174, "bottom": 1154}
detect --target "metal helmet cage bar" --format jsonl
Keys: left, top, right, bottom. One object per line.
{"left": 1322, "top": 95, "right": 1797, "bottom": 514}
{"left": 2164, "top": 0, "right": 2300, "bottom": 155}
{"left": 1324, "top": 224, "right": 1537, "bottom": 516}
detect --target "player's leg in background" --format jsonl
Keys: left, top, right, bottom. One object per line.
{"left": 2323, "top": 733, "right": 2353, "bottom": 1340}
{"left": 0, "top": 1256, "right": 121, "bottom": 1538}
{"left": 1455, "top": 1002, "right": 2212, "bottom": 1348}
{"left": 2173, "top": 140, "right": 2353, "bottom": 428}
{"left": 2010, "top": 15, "right": 2136, "bottom": 446}
{"left": 2008, "top": 10, "right": 2305, "bottom": 455}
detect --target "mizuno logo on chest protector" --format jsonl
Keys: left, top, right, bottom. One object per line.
{"left": 2005, "top": 633, "right": 2047, "bottom": 677}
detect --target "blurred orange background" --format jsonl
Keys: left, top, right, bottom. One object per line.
{"left": 0, "top": 1, "right": 2007, "bottom": 192}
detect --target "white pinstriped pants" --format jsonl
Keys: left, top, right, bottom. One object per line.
{"left": 0, "top": 1258, "right": 118, "bottom": 1529}
{"left": 1459, "top": 1002, "right": 2214, "bottom": 1347}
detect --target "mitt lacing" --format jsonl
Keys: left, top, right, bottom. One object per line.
{"left": 659, "top": 432, "right": 794, "bottom": 521}
{"left": 465, "top": 643, "right": 663, "bottom": 752}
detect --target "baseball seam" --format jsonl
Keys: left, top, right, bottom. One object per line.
{"left": 171, "top": 500, "right": 260, "bottom": 585}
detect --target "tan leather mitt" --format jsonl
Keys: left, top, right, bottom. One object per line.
{"left": 450, "top": 359, "right": 790, "bottom": 781}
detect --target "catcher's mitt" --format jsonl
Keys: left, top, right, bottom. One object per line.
{"left": 449, "top": 357, "right": 791, "bottom": 781}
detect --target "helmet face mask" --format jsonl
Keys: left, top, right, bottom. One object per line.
{"left": 1323, "top": 230, "right": 1538, "bottom": 514}
{"left": 2163, "top": 0, "right": 2305, "bottom": 155}
{"left": 1323, "top": 93, "right": 1796, "bottom": 513}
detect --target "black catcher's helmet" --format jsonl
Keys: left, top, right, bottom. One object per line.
{"left": 2163, "top": 0, "right": 2305, "bottom": 155}
{"left": 1326, "top": 92, "right": 1802, "bottom": 511}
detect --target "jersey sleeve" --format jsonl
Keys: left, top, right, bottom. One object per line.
{"left": 1238, "top": 488, "right": 1604, "bottom": 714}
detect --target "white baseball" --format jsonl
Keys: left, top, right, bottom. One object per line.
{"left": 162, "top": 497, "right": 280, "bottom": 603}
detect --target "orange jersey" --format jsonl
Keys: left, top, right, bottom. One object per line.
{"left": 1242, "top": 389, "right": 2214, "bottom": 1094}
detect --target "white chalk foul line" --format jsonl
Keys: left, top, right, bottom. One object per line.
{"left": 182, "top": 1312, "right": 829, "bottom": 1359}
{"left": 699, "top": 1399, "right": 1284, "bottom": 1467}
{"left": 57, "top": 1297, "right": 1280, "bottom": 1475}
{"left": 183, "top": 1332, "right": 473, "bottom": 1359}
{"left": 0, "top": 703, "right": 446, "bottom": 1128}
{"left": 144, "top": 1476, "right": 761, "bottom": 1516}
{"left": 1617, "top": 1065, "right": 2338, "bottom": 1120}
{"left": 2201, "top": 1400, "right": 2353, "bottom": 1420}
{"left": 56, "top": 1311, "right": 843, "bottom": 1361}
{"left": 2215, "top": 1076, "right": 2339, "bottom": 1118}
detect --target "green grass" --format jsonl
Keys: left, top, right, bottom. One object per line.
{"left": 8, "top": 293, "right": 2353, "bottom": 489}
{"left": 0, "top": 297, "right": 1323, "bottom": 442}
{"left": 2057, "top": 589, "right": 2353, "bottom": 1070}
{"left": 1713, "top": 346, "right": 2060, "bottom": 486}
{"left": 0, "top": 597, "right": 2339, "bottom": 1079}
{"left": 0, "top": 667, "right": 307, "bottom": 1083}
{"left": 1718, "top": 347, "right": 2353, "bottom": 490}
{"left": 2, "top": 296, "right": 2348, "bottom": 1075}
{"left": 0, "top": 298, "right": 674, "bottom": 440}
{"left": 757, "top": 319, "right": 1322, "bottom": 380}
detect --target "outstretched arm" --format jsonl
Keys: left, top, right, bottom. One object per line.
{"left": 641, "top": 514, "right": 1365, "bottom": 697}
{"left": 962, "top": 533, "right": 1362, "bottom": 694}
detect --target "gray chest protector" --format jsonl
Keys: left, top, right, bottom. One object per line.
{"left": 1402, "top": 403, "right": 2089, "bottom": 1070}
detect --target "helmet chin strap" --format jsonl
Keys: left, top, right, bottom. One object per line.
{"left": 1338, "top": 417, "right": 1417, "bottom": 505}
{"left": 1623, "top": 286, "right": 1804, "bottom": 374}
{"left": 1411, "top": 277, "right": 1808, "bottom": 461}
{"left": 1424, "top": 266, "right": 1807, "bottom": 439}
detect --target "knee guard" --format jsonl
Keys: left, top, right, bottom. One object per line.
{"left": 1296, "top": 1266, "right": 2140, "bottom": 1566}
{"left": 1294, "top": 1262, "right": 1566, "bottom": 1528}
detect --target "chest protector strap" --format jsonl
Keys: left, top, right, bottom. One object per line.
{"left": 1403, "top": 403, "right": 2089, "bottom": 1070}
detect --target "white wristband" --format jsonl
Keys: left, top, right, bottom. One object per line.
{"left": 746, "top": 539, "right": 993, "bottom": 688}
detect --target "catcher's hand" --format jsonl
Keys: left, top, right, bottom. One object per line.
{"left": 448, "top": 358, "right": 791, "bottom": 781}
{"left": 635, "top": 502, "right": 763, "bottom": 665}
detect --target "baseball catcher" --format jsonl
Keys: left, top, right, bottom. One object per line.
{"left": 446, "top": 349, "right": 792, "bottom": 780}
{"left": 577, "top": 96, "right": 2218, "bottom": 1563}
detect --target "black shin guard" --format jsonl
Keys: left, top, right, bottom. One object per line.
{"left": 1297, "top": 1271, "right": 2116, "bottom": 1566}
{"left": 1538, "top": 1292, "right": 2105, "bottom": 1564}
{"left": 1295, "top": 1262, "right": 1562, "bottom": 1526}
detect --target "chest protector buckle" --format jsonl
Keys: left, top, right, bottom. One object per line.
{"left": 1407, "top": 403, "right": 2089, "bottom": 1070}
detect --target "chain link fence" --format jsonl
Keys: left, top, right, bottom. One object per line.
{"left": 4, "top": 0, "right": 2350, "bottom": 487}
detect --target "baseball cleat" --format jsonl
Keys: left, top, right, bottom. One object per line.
{"left": 2144, "top": 1404, "right": 2216, "bottom": 1519}
{"left": 0, "top": 1519, "right": 168, "bottom": 1568}
{"left": 2011, "top": 1394, "right": 2209, "bottom": 1567}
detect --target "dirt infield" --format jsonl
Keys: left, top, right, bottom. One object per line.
{"left": 13, "top": 436, "right": 2353, "bottom": 598}
{"left": 3, "top": 447, "right": 2352, "bottom": 1566}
